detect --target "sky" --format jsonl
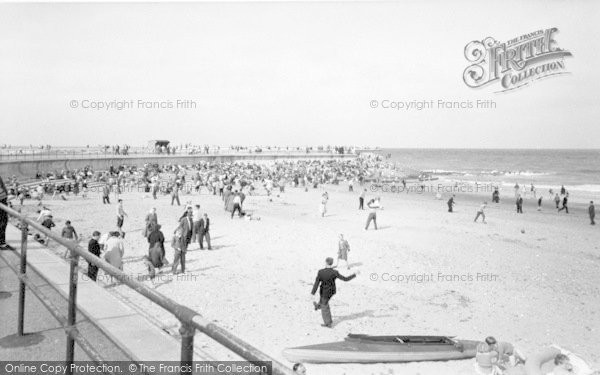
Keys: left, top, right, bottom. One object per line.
{"left": 0, "top": 0, "right": 599, "bottom": 148}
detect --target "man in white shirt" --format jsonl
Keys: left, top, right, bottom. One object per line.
{"left": 474, "top": 201, "right": 487, "bottom": 223}
{"left": 116, "top": 199, "right": 128, "bottom": 233}
{"left": 192, "top": 204, "right": 202, "bottom": 245}
{"left": 365, "top": 197, "right": 381, "bottom": 230}
{"left": 231, "top": 193, "right": 242, "bottom": 218}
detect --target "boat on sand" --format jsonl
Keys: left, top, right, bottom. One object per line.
{"left": 282, "top": 334, "right": 480, "bottom": 364}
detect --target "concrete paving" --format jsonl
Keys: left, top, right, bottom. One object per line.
{"left": 0, "top": 224, "right": 203, "bottom": 361}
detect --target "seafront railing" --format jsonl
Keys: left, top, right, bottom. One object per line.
{"left": 0, "top": 148, "right": 356, "bottom": 161}
{"left": 0, "top": 202, "right": 293, "bottom": 375}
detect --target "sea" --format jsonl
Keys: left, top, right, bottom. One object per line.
{"left": 377, "top": 149, "right": 600, "bottom": 197}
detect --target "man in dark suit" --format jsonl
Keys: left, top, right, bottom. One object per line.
{"left": 87, "top": 231, "right": 101, "bottom": 281}
{"left": 311, "top": 257, "right": 359, "bottom": 327}
{"left": 172, "top": 207, "right": 193, "bottom": 274}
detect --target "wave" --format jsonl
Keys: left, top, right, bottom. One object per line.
{"left": 422, "top": 169, "right": 553, "bottom": 177}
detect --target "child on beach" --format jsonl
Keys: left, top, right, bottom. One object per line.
{"left": 474, "top": 202, "right": 487, "bottom": 223}
{"left": 334, "top": 234, "right": 351, "bottom": 270}
{"left": 319, "top": 192, "right": 329, "bottom": 217}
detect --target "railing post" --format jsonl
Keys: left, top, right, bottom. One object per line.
{"left": 17, "top": 220, "right": 28, "bottom": 336}
{"left": 179, "top": 322, "right": 195, "bottom": 374}
{"left": 65, "top": 248, "right": 79, "bottom": 372}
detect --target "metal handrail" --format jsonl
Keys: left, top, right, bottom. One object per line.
{"left": 0, "top": 148, "right": 358, "bottom": 162}
{"left": 0, "top": 202, "right": 293, "bottom": 375}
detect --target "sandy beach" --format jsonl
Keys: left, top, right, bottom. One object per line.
{"left": 21, "top": 177, "right": 599, "bottom": 375}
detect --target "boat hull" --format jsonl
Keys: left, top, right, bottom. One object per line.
{"left": 282, "top": 338, "right": 480, "bottom": 364}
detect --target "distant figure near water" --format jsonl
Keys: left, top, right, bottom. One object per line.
{"left": 558, "top": 195, "right": 569, "bottom": 214}
{"left": 447, "top": 195, "right": 456, "bottom": 212}
{"left": 589, "top": 201, "right": 596, "bottom": 225}
{"left": 474, "top": 202, "right": 487, "bottom": 224}
{"left": 516, "top": 195, "right": 523, "bottom": 214}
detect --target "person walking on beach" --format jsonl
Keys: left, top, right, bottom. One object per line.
{"left": 589, "top": 201, "right": 596, "bottom": 225}
{"left": 554, "top": 193, "right": 561, "bottom": 209}
{"left": 516, "top": 195, "right": 523, "bottom": 214}
{"left": 102, "top": 183, "right": 111, "bottom": 204}
{"left": 311, "top": 257, "right": 358, "bottom": 328}
{"left": 87, "top": 231, "right": 101, "bottom": 282}
{"left": 560, "top": 185, "right": 566, "bottom": 195}
{"left": 145, "top": 224, "right": 168, "bottom": 280}
{"left": 365, "top": 197, "right": 381, "bottom": 230}
{"left": 116, "top": 199, "right": 127, "bottom": 234}
{"left": 447, "top": 195, "right": 456, "bottom": 212}
{"left": 231, "top": 192, "right": 243, "bottom": 218}
{"left": 171, "top": 184, "right": 181, "bottom": 206}
{"left": 172, "top": 207, "right": 193, "bottom": 274}
{"left": 200, "top": 213, "right": 212, "bottom": 250}
{"left": 334, "top": 234, "right": 351, "bottom": 270}
{"left": 558, "top": 195, "right": 569, "bottom": 214}
{"left": 0, "top": 175, "right": 10, "bottom": 250}
{"left": 359, "top": 189, "right": 366, "bottom": 210}
{"left": 61, "top": 220, "right": 79, "bottom": 258}
{"left": 474, "top": 202, "right": 487, "bottom": 223}
{"left": 537, "top": 196, "right": 543, "bottom": 211}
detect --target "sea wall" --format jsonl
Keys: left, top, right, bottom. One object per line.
{"left": 0, "top": 153, "right": 357, "bottom": 179}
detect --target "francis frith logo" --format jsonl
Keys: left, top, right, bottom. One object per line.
{"left": 463, "top": 28, "right": 572, "bottom": 92}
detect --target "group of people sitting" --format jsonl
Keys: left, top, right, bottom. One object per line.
{"left": 475, "top": 336, "right": 599, "bottom": 375}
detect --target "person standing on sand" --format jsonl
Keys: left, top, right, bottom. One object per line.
{"left": 537, "top": 196, "right": 543, "bottom": 211}
{"left": 102, "top": 183, "right": 111, "bottom": 204}
{"left": 172, "top": 207, "right": 193, "bottom": 274}
{"left": 87, "top": 231, "right": 101, "bottom": 282}
{"left": 447, "top": 195, "right": 456, "bottom": 212}
{"left": 61, "top": 220, "right": 79, "bottom": 258}
{"left": 474, "top": 202, "right": 487, "bottom": 223}
{"left": 171, "top": 184, "right": 181, "bottom": 206}
{"left": 0, "top": 175, "right": 10, "bottom": 250}
{"left": 192, "top": 204, "right": 202, "bottom": 243}
{"left": 359, "top": 189, "right": 366, "bottom": 210}
{"left": 561, "top": 185, "right": 566, "bottom": 195}
{"left": 558, "top": 194, "right": 569, "bottom": 214}
{"left": 516, "top": 195, "right": 523, "bottom": 214}
{"left": 334, "top": 234, "right": 351, "bottom": 269}
{"left": 319, "top": 192, "right": 328, "bottom": 217}
{"left": 554, "top": 193, "right": 561, "bottom": 209}
{"left": 116, "top": 199, "right": 127, "bottom": 234}
{"left": 311, "top": 257, "right": 358, "bottom": 328}
{"left": 231, "top": 192, "right": 243, "bottom": 218}
{"left": 365, "top": 197, "right": 381, "bottom": 230}
{"left": 589, "top": 201, "right": 596, "bottom": 225}
{"left": 200, "top": 213, "right": 212, "bottom": 250}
